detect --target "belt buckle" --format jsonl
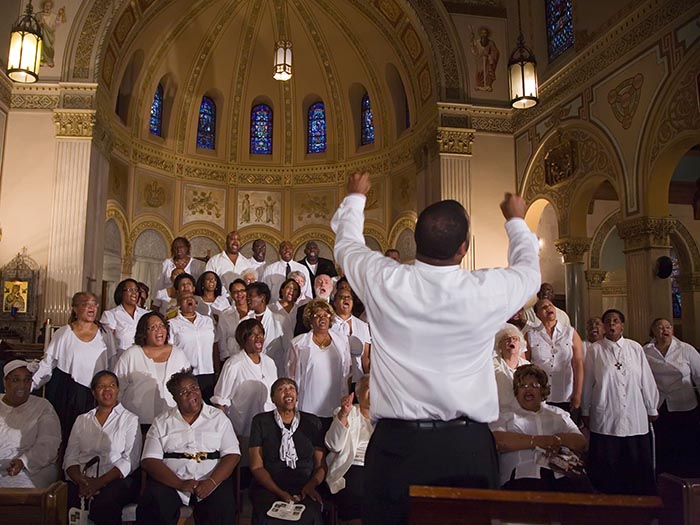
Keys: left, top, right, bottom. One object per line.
{"left": 184, "top": 452, "right": 206, "bottom": 463}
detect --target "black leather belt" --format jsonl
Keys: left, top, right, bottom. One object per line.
{"left": 380, "top": 417, "right": 474, "bottom": 430}
{"left": 163, "top": 451, "right": 220, "bottom": 462}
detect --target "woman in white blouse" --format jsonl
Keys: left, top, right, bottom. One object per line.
{"left": 643, "top": 317, "right": 700, "bottom": 477}
{"left": 493, "top": 324, "right": 530, "bottom": 409}
{"left": 526, "top": 298, "right": 584, "bottom": 413}
{"left": 211, "top": 318, "right": 277, "bottom": 460}
{"left": 100, "top": 279, "right": 148, "bottom": 364}
{"left": 169, "top": 294, "right": 219, "bottom": 402}
{"left": 269, "top": 277, "right": 302, "bottom": 335}
{"left": 113, "top": 311, "right": 191, "bottom": 430}
{"left": 64, "top": 371, "right": 142, "bottom": 525}
{"left": 32, "top": 291, "right": 110, "bottom": 444}
{"left": 582, "top": 309, "right": 659, "bottom": 495}
{"left": 490, "top": 364, "right": 591, "bottom": 492}
{"left": 194, "top": 271, "right": 230, "bottom": 321}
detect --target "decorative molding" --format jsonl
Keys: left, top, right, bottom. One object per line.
{"left": 554, "top": 237, "right": 591, "bottom": 264}
{"left": 388, "top": 214, "right": 417, "bottom": 249}
{"left": 608, "top": 73, "right": 644, "bottom": 129}
{"left": 0, "top": 72, "right": 11, "bottom": 109}
{"left": 544, "top": 140, "right": 576, "bottom": 186}
{"left": 437, "top": 127, "right": 475, "bottom": 155}
{"left": 590, "top": 210, "right": 621, "bottom": 268}
{"left": 616, "top": 216, "right": 677, "bottom": 251}
{"left": 438, "top": 102, "right": 514, "bottom": 134}
{"left": 291, "top": 230, "right": 336, "bottom": 252}
{"left": 128, "top": 219, "right": 174, "bottom": 251}
{"left": 602, "top": 284, "right": 627, "bottom": 296}
{"left": 671, "top": 221, "right": 700, "bottom": 273}
{"left": 72, "top": 0, "right": 113, "bottom": 79}
{"left": 53, "top": 110, "right": 96, "bottom": 138}
{"left": 179, "top": 226, "right": 225, "bottom": 251}
{"left": 11, "top": 93, "right": 60, "bottom": 110}
{"left": 585, "top": 269, "right": 608, "bottom": 289}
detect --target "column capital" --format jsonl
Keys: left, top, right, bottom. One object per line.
{"left": 616, "top": 216, "right": 676, "bottom": 251}
{"left": 585, "top": 269, "right": 608, "bottom": 289}
{"left": 53, "top": 109, "right": 96, "bottom": 138}
{"left": 554, "top": 237, "right": 591, "bottom": 263}
{"left": 436, "top": 127, "right": 475, "bottom": 156}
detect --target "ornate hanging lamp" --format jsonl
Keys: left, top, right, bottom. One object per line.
{"left": 7, "top": 0, "right": 43, "bottom": 84}
{"left": 273, "top": 40, "right": 292, "bottom": 81}
{"left": 508, "top": 0, "right": 539, "bottom": 109}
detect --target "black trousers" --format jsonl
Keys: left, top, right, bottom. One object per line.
{"left": 67, "top": 474, "right": 140, "bottom": 525}
{"left": 136, "top": 476, "right": 235, "bottom": 525}
{"left": 588, "top": 431, "right": 656, "bottom": 495}
{"left": 654, "top": 403, "right": 700, "bottom": 477}
{"left": 362, "top": 418, "right": 499, "bottom": 525}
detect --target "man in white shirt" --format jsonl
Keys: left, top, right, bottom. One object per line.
{"left": 262, "top": 241, "right": 312, "bottom": 301}
{"left": 250, "top": 239, "right": 267, "bottom": 274}
{"left": 331, "top": 172, "right": 540, "bottom": 525}
{"left": 205, "top": 230, "right": 254, "bottom": 290}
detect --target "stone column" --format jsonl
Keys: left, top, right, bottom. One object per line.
{"left": 554, "top": 237, "right": 591, "bottom": 334}
{"left": 43, "top": 109, "right": 107, "bottom": 324}
{"left": 437, "top": 127, "right": 475, "bottom": 269}
{"left": 677, "top": 272, "right": 700, "bottom": 350}
{"left": 616, "top": 216, "right": 676, "bottom": 342}
{"left": 585, "top": 269, "right": 608, "bottom": 321}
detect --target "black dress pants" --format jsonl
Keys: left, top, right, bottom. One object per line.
{"left": 362, "top": 418, "right": 499, "bottom": 525}
{"left": 67, "top": 474, "right": 140, "bottom": 525}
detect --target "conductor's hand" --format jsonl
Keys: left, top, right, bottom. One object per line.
{"left": 500, "top": 192, "right": 527, "bottom": 221}
{"left": 347, "top": 172, "right": 371, "bottom": 196}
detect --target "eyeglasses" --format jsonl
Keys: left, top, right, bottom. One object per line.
{"left": 147, "top": 323, "right": 167, "bottom": 332}
{"left": 77, "top": 301, "right": 98, "bottom": 308}
{"left": 519, "top": 382, "right": 541, "bottom": 390}
{"left": 177, "top": 385, "right": 200, "bottom": 397}
{"left": 123, "top": 287, "right": 139, "bottom": 293}
{"left": 313, "top": 313, "right": 332, "bottom": 319}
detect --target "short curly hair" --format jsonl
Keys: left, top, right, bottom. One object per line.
{"left": 134, "top": 311, "right": 170, "bottom": 347}
{"left": 302, "top": 298, "right": 335, "bottom": 328}
{"left": 513, "top": 364, "right": 551, "bottom": 400}
{"left": 235, "top": 318, "right": 265, "bottom": 349}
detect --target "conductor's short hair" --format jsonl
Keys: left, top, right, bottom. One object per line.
{"left": 414, "top": 200, "right": 469, "bottom": 260}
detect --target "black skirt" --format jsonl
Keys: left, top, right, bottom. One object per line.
{"left": 43, "top": 367, "right": 95, "bottom": 445}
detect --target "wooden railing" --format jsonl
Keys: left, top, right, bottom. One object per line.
{"left": 0, "top": 481, "right": 67, "bottom": 525}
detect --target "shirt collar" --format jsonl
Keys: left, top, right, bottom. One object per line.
{"left": 413, "top": 259, "right": 461, "bottom": 273}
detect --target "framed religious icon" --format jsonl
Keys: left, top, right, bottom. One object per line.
{"left": 3, "top": 280, "right": 29, "bottom": 314}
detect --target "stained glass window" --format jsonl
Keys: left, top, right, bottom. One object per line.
{"left": 545, "top": 0, "right": 574, "bottom": 61}
{"left": 149, "top": 83, "right": 163, "bottom": 136}
{"left": 196, "top": 96, "right": 216, "bottom": 150}
{"left": 671, "top": 250, "right": 682, "bottom": 319}
{"left": 307, "top": 102, "right": 326, "bottom": 154}
{"left": 250, "top": 104, "right": 273, "bottom": 155}
{"left": 361, "top": 93, "right": 375, "bottom": 145}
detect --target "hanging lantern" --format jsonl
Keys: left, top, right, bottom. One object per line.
{"left": 7, "top": 0, "right": 43, "bottom": 84}
{"left": 273, "top": 40, "right": 292, "bottom": 81}
{"left": 507, "top": 0, "right": 538, "bottom": 109}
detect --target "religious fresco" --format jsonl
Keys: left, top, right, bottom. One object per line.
{"left": 24, "top": 0, "right": 80, "bottom": 80}
{"left": 133, "top": 169, "right": 174, "bottom": 221}
{"left": 293, "top": 190, "right": 336, "bottom": 230}
{"left": 183, "top": 184, "right": 226, "bottom": 228}
{"left": 237, "top": 190, "right": 282, "bottom": 230}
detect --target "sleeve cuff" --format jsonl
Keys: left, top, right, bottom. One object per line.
{"left": 344, "top": 194, "right": 367, "bottom": 208}
{"left": 210, "top": 396, "right": 230, "bottom": 407}
{"left": 114, "top": 459, "right": 131, "bottom": 478}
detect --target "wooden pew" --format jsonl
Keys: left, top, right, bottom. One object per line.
{"left": 0, "top": 481, "right": 67, "bottom": 525}
{"left": 409, "top": 483, "right": 678, "bottom": 525}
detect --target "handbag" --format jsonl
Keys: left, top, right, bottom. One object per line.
{"left": 68, "top": 456, "right": 100, "bottom": 525}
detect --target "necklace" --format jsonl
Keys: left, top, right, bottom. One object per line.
{"left": 313, "top": 334, "right": 331, "bottom": 349}
{"left": 612, "top": 347, "right": 623, "bottom": 370}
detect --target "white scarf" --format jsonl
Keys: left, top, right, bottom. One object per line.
{"left": 274, "top": 409, "right": 300, "bottom": 469}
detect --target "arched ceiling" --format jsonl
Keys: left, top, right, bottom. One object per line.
{"left": 89, "top": 0, "right": 459, "bottom": 166}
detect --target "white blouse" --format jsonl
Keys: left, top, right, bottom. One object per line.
{"left": 331, "top": 315, "right": 371, "bottom": 383}
{"left": 493, "top": 355, "right": 530, "bottom": 410}
{"left": 527, "top": 323, "right": 575, "bottom": 403}
{"left": 32, "top": 324, "right": 110, "bottom": 390}
{"left": 168, "top": 313, "right": 217, "bottom": 375}
{"left": 643, "top": 337, "right": 700, "bottom": 412}
{"left": 100, "top": 304, "right": 149, "bottom": 362}
{"left": 195, "top": 295, "right": 231, "bottom": 319}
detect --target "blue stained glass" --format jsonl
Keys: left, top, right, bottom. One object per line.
{"left": 545, "top": 0, "right": 574, "bottom": 61}
{"left": 307, "top": 102, "right": 326, "bottom": 154}
{"left": 361, "top": 93, "right": 374, "bottom": 145}
{"left": 196, "top": 96, "right": 216, "bottom": 150}
{"left": 671, "top": 251, "right": 682, "bottom": 319}
{"left": 149, "top": 83, "right": 163, "bottom": 136}
{"left": 250, "top": 104, "right": 273, "bottom": 155}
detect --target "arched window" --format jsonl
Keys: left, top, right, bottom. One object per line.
{"left": 196, "top": 96, "right": 216, "bottom": 150}
{"left": 545, "top": 0, "right": 574, "bottom": 61}
{"left": 149, "top": 83, "right": 164, "bottom": 136}
{"left": 361, "top": 93, "right": 375, "bottom": 145}
{"left": 307, "top": 101, "right": 326, "bottom": 154}
{"left": 250, "top": 104, "right": 273, "bottom": 155}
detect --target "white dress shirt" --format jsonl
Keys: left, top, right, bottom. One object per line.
{"left": 643, "top": 337, "right": 700, "bottom": 412}
{"left": 113, "top": 345, "right": 192, "bottom": 424}
{"left": 246, "top": 309, "right": 289, "bottom": 377}
{"left": 582, "top": 336, "right": 659, "bottom": 436}
{"left": 494, "top": 355, "right": 530, "bottom": 410}
{"left": 169, "top": 313, "right": 217, "bottom": 375}
{"left": 325, "top": 405, "right": 374, "bottom": 494}
{"left": 0, "top": 395, "right": 60, "bottom": 488}
{"left": 142, "top": 405, "right": 240, "bottom": 504}
{"left": 210, "top": 351, "right": 277, "bottom": 437}
{"left": 100, "top": 304, "right": 149, "bottom": 362}
{"left": 489, "top": 404, "right": 581, "bottom": 487}
{"left": 32, "top": 324, "right": 110, "bottom": 390}
{"left": 262, "top": 260, "right": 312, "bottom": 301}
{"left": 289, "top": 331, "right": 351, "bottom": 418}
{"left": 63, "top": 404, "right": 142, "bottom": 479}
{"left": 331, "top": 315, "right": 371, "bottom": 383}
{"left": 195, "top": 295, "right": 230, "bottom": 319}
{"left": 331, "top": 193, "right": 540, "bottom": 422}
{"left": 269, "top": 300, "right": 299, "bottom": 341}
{"left": 527, "top": 323, "right": 575, "bottom": 403}
{"left": 205, "top": 251, "right": 254, "bottom": 290}
{"left": 216, "top": 307, "right": 247, "bottom": 361}
{"left": 157, "top": 257, "right": 206, "bottom": 291}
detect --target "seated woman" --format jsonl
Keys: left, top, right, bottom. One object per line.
{"left": 0, "top": 360, "right": 61, "bottom": 488}
{"left": 194, "top": 271, "right": 230, "bottom": 320}
{"left": 139, "top": 371, "right": 240, "bottom": 525}
{"left": 113, "top": 311, "right": 191, "bottom": 429}
{"left": 493, "top": 324, "right": 529, "bottom": 410}
{"left": 32, "top": 291, "right": 110, "bottom": 444}
{"left": 249, "top": 378, "right": 325, "bottom": 525}
{"left": 490, "top": 364, "right": 592, "bottom": 493}
{"left": 64, "top": 371, "right": 142, "bottom": 525}
{"left": 325, "top": 374, "right": 373, "bottom": 525}
{"left": 211, "top": 319, "right": 277, "bottom": 461}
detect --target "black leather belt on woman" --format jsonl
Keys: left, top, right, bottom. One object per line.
{"left": 163, "top": 451, "right": 221, "bottom": 463}
{"left": 379, "top": 417, "right": 475, "bottom": 430}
